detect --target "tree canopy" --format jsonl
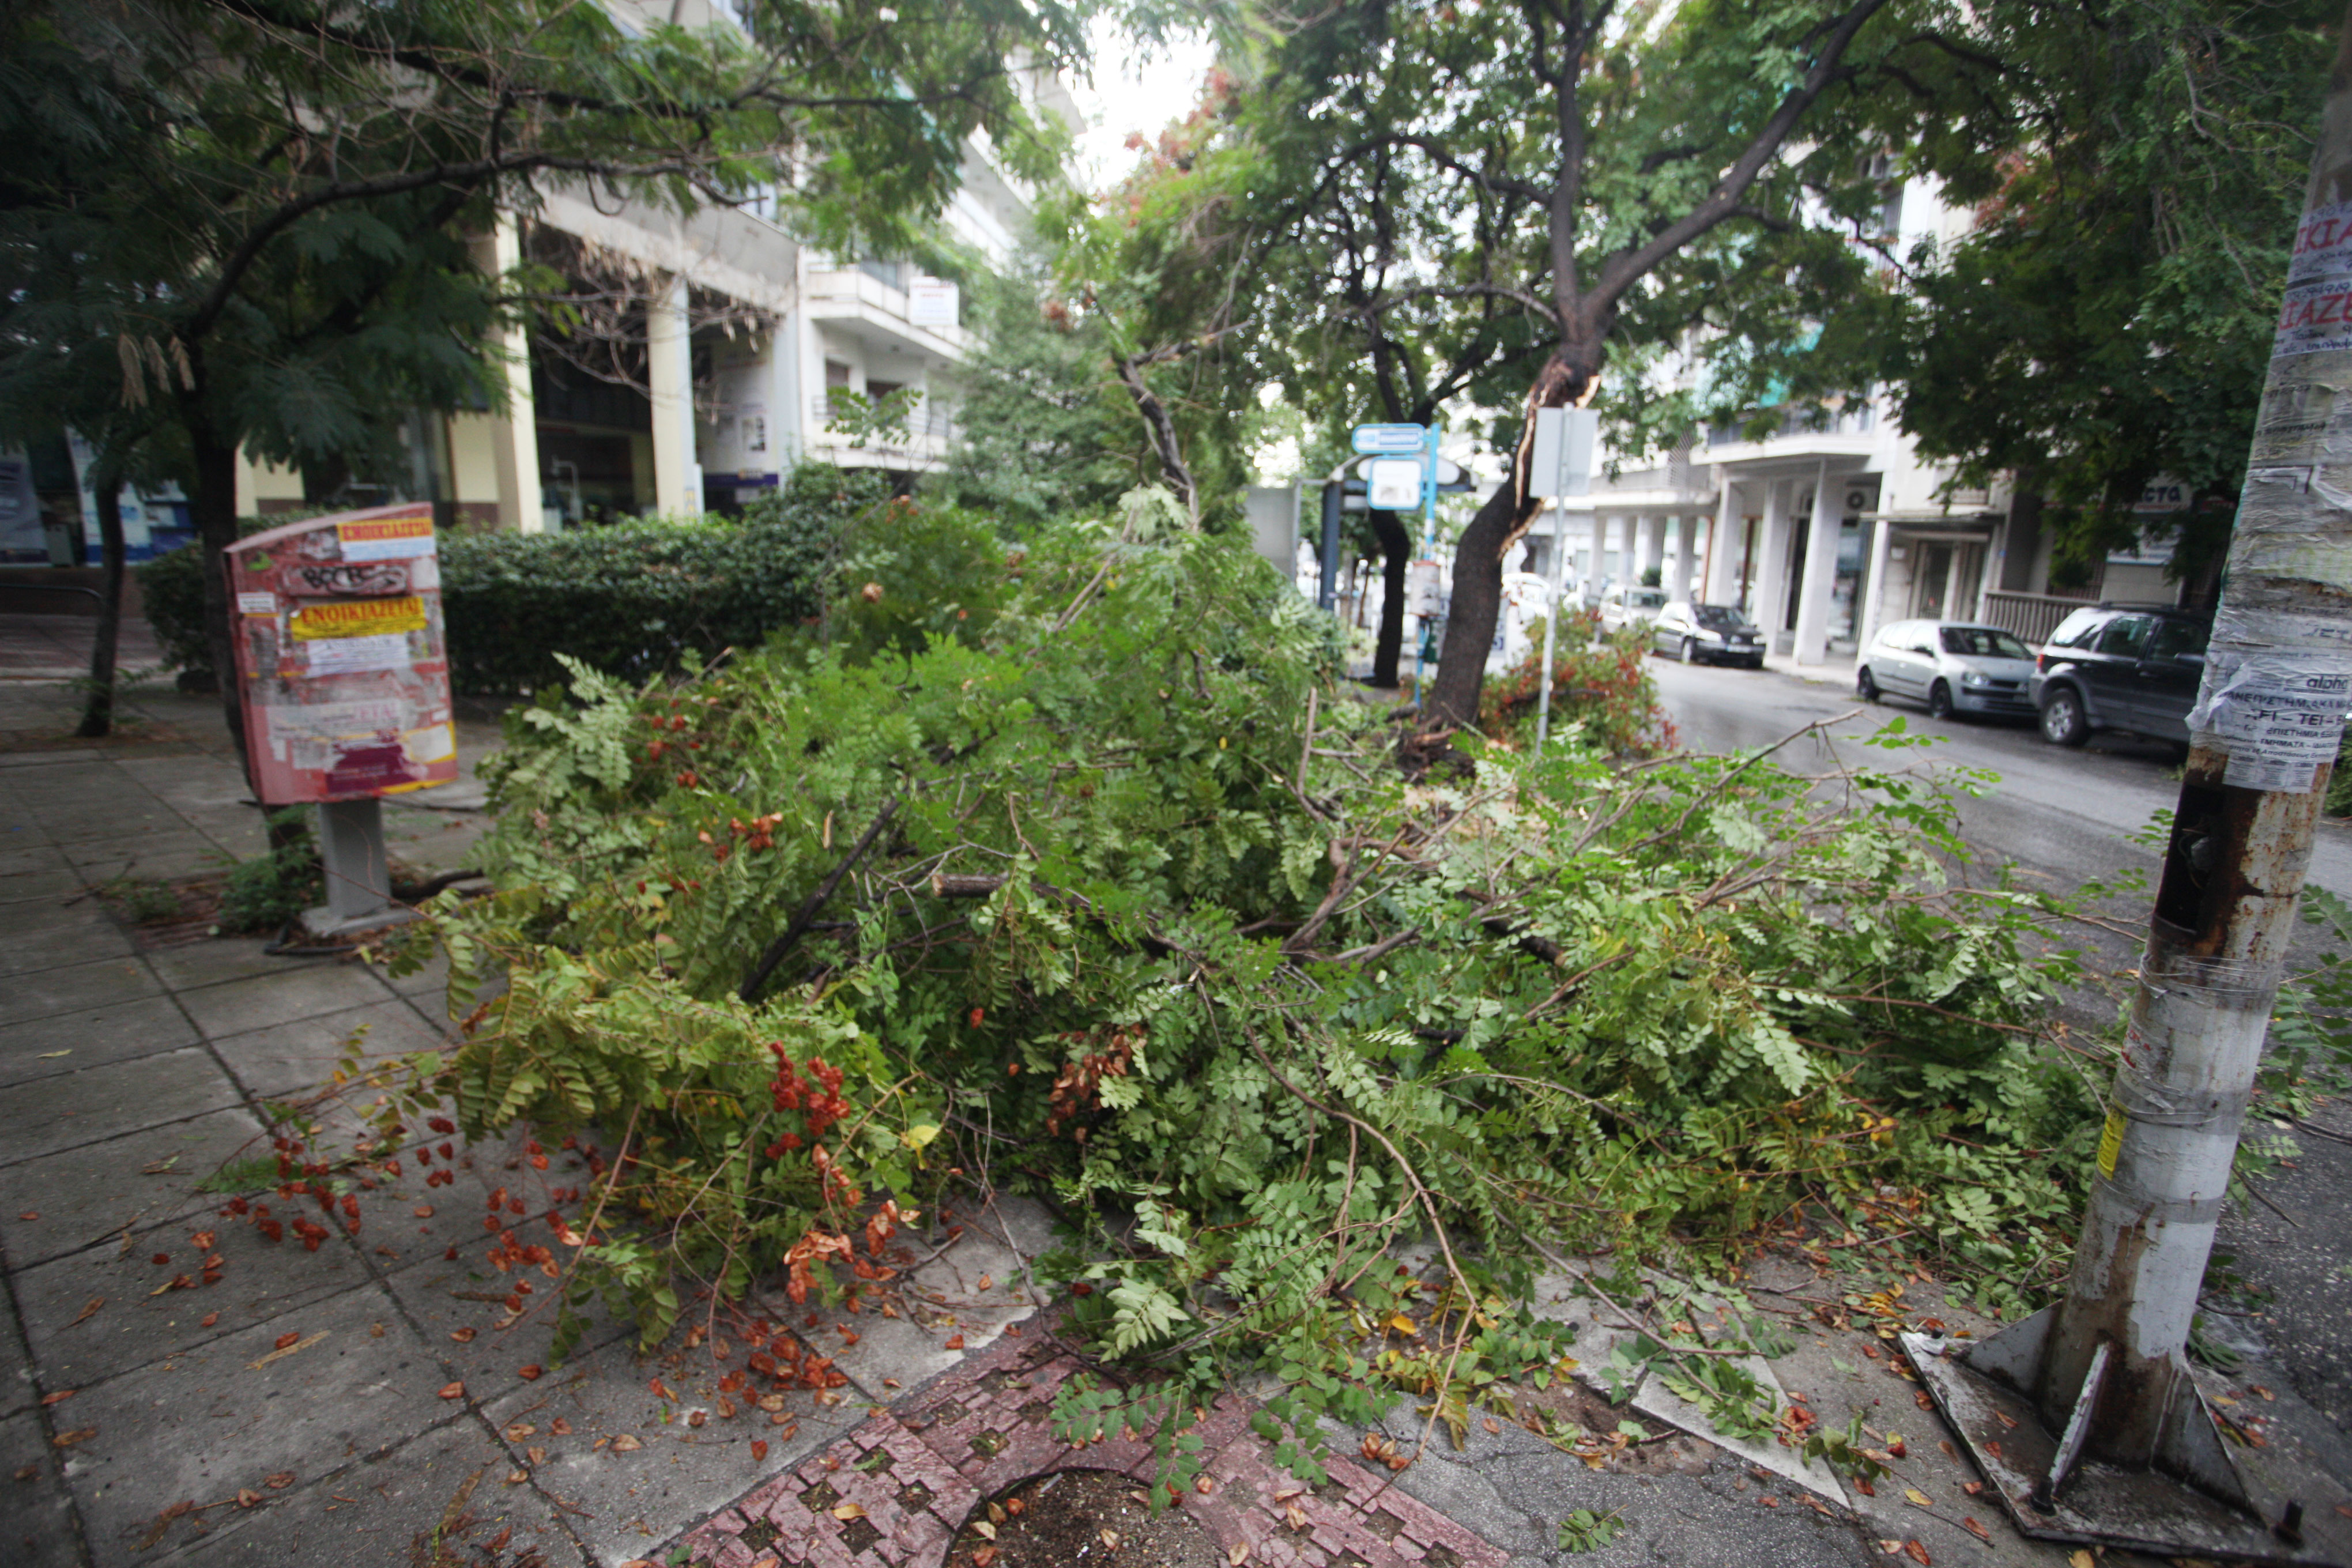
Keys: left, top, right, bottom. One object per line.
{"left": 0, "top": 0, "right": 1086, "bottom": 756}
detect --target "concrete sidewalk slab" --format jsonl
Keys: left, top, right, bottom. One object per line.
{"left": 1, "top": 1407, "right": 82, "bottom": 1568}
{"left": 0, "top": 1048, "right": 241, "bottom": 1165}
{"left": 0, "top": 1107, "right": 267, "bottom": 1269}
{"left": 161, "top": 1412, "right": 572, "bottom": 1568}
{"left": 14, "top": 1207, "right": 379, "bottom": 1390}
{"left": 208, "top": 998, "right": 445, "bottom": 1098}
{"left": 0, "top": 955, "right": 165, "bottom": 1029}
{"left": 0, "top": 994, "right": 199, "bottom": 1089}
{"left": 58, "top": 1283, "right": 454, "bottom": 1561}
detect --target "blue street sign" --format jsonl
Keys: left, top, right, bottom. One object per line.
{"left": 1351, "top": 423, "right": 1429, "bottom": 455}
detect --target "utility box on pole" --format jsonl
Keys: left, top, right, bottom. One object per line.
{"left": 1903, "top": 24, "right": 2352, "bottom": 1562}
{"left": 225, "top": 501, "right": 457, "bottom": 938}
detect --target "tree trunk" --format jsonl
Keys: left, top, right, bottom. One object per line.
{"left": 188, "top": 427, "right": 254, "bottom": 783}
{"left": 1422, "top": 483, "right": 1521, "bottom": 727}
{"left": 1421, "top": 355, "right": 1591, "bottom": 732}
{"left": 76, "top": 472, "right": 126, "bottom": 739}
{"left": 1370, "top": 508, "right": 1410, "bottom": 687}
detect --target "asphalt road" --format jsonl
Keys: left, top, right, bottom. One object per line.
{"left": 1650, "top": 655, "right": 2352, "bottom": 901}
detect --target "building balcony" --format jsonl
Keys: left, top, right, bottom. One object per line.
{"left": 803, "top": 267, "right": 968, "bottom": 358}
{"left": 1702, "top": 401, "right": 1879, "bottom": 466}
{"left": 806, "top": 395, "right": 957, "bottom": 470}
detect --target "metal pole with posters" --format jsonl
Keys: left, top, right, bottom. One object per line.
{"left": 1902, "top": 22, "right": 2352, "bottom": 1562}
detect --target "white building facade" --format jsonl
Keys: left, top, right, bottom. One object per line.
{"left": 1522, "top": 172, "right": 2195, "bottom": 661}
{"left": 7, "top": 1, "right": 1074, "bottom": 558}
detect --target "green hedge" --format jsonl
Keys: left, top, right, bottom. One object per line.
{"left": 140, "top": 465, "right": 887, "bottom": 693}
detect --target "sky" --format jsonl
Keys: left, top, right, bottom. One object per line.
{"left": 1065, "top": 20, "right": 1221, "bottom": 193}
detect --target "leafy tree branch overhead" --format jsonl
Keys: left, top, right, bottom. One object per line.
{"left": 1177, "top": 0, "right": 1965, "bottom": 733}
{"left": 0, "top": 0, "right": 1088, "bottom": 769}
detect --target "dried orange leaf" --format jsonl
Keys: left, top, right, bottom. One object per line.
{"left": 750, "top": 1439, "right": 769, "bottom": 1462}
{"left": 438, "top": 1382, "right": 466, "bottom": 1400}
{"left": 52, "top": 1428, "right": 97, "bottom": 1449}
{"left": 610, "top": 1434, "right": 642, "bottom": 1453}
{"left": 831, "top": 1502, "right": 866, "bottom": 1522}
{"left": 971, "top": 1520, "right": 996, "bottom": 1540}
{"left": 1904, "top": 1487, "right": 1933, "bottom": 1509}
{"left": 1903, "top": 1540, "right": 1930, "bottom": 1566}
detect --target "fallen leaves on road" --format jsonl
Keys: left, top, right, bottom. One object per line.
{"left": 1961, "top": 1517, "right": 1990, "bottom": 1543}
{"left": 750, "top": 1439, "right": 768, "bottom": 1462}
{"left": 263, "top": 1472, "right": 293, "bottom": 1488}
{"left": 70, "top": 1298, "right": 103, "bottom": 1325}
{"left": 437, "top": 1382, "right": 466, "bottom": 1400}
{"left": 40, "top": 1390, "right": 73, "bottom": 1407}
{"left": 609, "top": 1434, "right": 642, "bottom": 1453}
{"left": 274, "top": 1332, "right": 301, "bottom": 1351}
{"left": 517, "top": 1364, "right": 542, "bottom": 1380}
{"left": 52, "top": 1428, "right": 96, "bottom": 1449}
{"left": 199, "top": 1311, "right": 218, "bottom": 1328}
{"left": 450, "top": 1328, "right": 476, "bottom": 1343}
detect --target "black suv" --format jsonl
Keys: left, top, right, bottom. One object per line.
{"left": 2028, "top": 603, "right": 2211, "bottom": 749}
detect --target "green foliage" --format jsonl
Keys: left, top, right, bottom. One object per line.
{"left": 930, "top": 251, "right": 1145, "bottom": 529}
{"left": 352, "top": 507, "right": 2097, "bottom": 1486}
{"left": 1558, "top": 1509, "right": 1624, "bottom": 1553}
{"left": 217, "top": 811, "right": 323, "bottom": 933}
{"left": 1476, "top": 613, "right": 1673, "bottom": 756}
{"left": 1740, "top": 0, "right": 2336, "bottom": 586}
{"left": 138, "top": 465, "right": 885, "bottom": 691}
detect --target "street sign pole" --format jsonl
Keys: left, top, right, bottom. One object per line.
{"left": 1409, "top": 425, "right": 1444, "bottom": 704}
{"left": 1902, "top": 24, "right": 2352, "bottom": 1560}
{"left": 1530, "top": 407, "right": 1599, "bottom": 752}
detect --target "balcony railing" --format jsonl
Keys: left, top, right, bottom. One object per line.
{"left": 1980, "top": 589, "right": 2098, "bottom": 646}
{"left": 811, "top": 395, "right": 956, "bottom": 445}
{"left": 1706, "top": 401, "right": 1875, "bottom": 447}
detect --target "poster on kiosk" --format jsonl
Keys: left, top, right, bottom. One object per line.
{"left": 225, "top": 502, "right": 458, "bottom": 804}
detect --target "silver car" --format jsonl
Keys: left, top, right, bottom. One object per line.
{"left": 1857, "top": 620, "right": 2037, "bottom": 721}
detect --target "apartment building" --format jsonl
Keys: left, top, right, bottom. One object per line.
{"left": 1526, "top": 172, "right": 2198, "bottom": 661}
{"left": 3, "top": 2, "right": 1074, "bottom": 563}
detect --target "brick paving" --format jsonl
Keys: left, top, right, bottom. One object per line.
{"left": 677, "top": 1327, "right": 1510, "bottom": 1568}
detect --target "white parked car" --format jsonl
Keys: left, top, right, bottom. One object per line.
{"left": 1486, "top": 571, "right": 1555, "bottom": 669}
{"left": 1857, "top": 620, "right": 2037, "bottom": 721}
{"left": 1598, "top": 584, "right": 1667, "bottom": 635}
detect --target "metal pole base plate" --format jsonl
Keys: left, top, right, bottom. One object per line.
{"left": 296, "top": 901, "right": 421, "bottom": 942}
{"left": 1901, "top": 1329, "right": 2336, "bottom": 1566}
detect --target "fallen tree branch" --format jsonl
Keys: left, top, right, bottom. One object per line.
{"left": 740, "top": 801, "right": 899, "bottom": 1002}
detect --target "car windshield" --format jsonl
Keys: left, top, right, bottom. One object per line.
{"left": 1630, "top": 590, "right": 1666, "bottom": 609}
{"left": 1940, "top": 627, "right": 2031, "bottom": 660}
{"left": 1693, "top": 606, "right": 1754, "bottom": 631}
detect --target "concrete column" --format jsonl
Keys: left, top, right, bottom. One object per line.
{"left": 1945, "top": 540, "right": 1970, "bottom": 621}
{"left": 648, "top": 274, "right": 702, "bottom": 517}
{"left": 1792, "top": 460, "right": 1842, "bottom": 665}
{"left": 1702, "top": 482, "right": 1736, "bottom": 605}
{"left": 1661, "top": 516, "right": 1686, "bottom": 599}
{"left": 1751, "top": 479, "right": 1792, "bottom": 643}
{"left": 481, "top": 214, "right": 545, "bottom": 532}
{"left": 1637, "top": 515, "right": 1665, "bottom": 587}
{"left": 1857, "top": 518, "right": 1896, "bottom": 652}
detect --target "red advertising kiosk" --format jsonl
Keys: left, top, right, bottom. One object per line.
{"left": 225, "top": 502, "right": 457, "bottom": 935}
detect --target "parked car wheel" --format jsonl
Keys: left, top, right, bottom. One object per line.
{"left": 2039, "top": 685, "right": 2090, "bottom": 746}
{"left": 1928, "top": 680, "right": 1955, "bottom": 721}
{"left": 1857, "top": 666, "right": 1879, "bottom": 702}
{"left": 1679, "top": 636, "right": 1697, "bottom": 664}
